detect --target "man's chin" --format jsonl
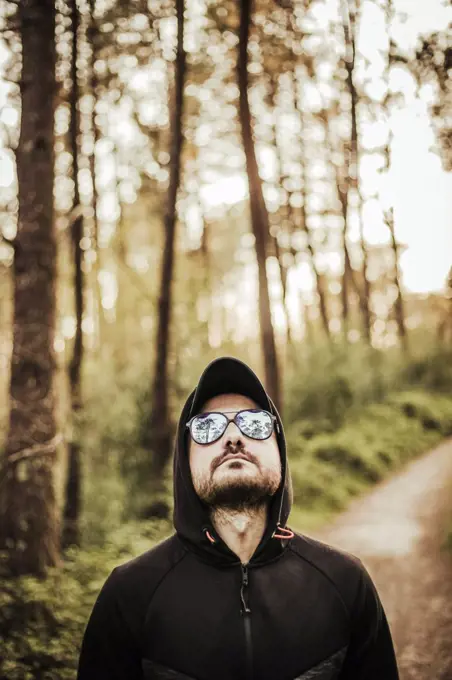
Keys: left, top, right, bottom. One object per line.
{"left": 200, "top": 478, "right": 277, "bottom": 511}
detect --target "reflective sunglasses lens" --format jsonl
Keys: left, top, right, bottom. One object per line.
{"left": 236, "top": 410, "right": 273, "bottom": 440}
{"left": 191, "top": 413, "right": 227, "bottom": 444}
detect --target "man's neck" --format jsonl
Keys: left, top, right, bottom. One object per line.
{"left": 210, "top": 505, "right": 268, "bottom": 564}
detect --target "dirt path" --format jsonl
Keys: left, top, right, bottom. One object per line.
{"left": 307, "top": 438, "right": 452, "bottom": 680}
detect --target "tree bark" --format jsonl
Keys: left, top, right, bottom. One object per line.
{"left": 113, "top": 146, "right": 129, "bottom": 372}
{"left": 0, "top": 0, "right": 61, "bottom": 576}
{"left": 291, "top": 69, "right": 331, "bottom": 340}
{"left": 142, "top": 0, "right": 186, "bottom": 516}
{"left": 238, "top": 0, "right": 282, "bottom": 410}
{"left": 198, "top": 182, "right": 213, "bottom": 357}
{"left": 62, "top": 0, "right": 83, "bottom": 550}
{"left": 339, "top": 0, "right": 372, "bottom": 343}
{"left": 87, "top": 0, "right": 106, "bottom": 352}
{"left": 267, "top": 74, "right": 293, "bottom": 349}
{"left": 386, "top": 206, "right": 408, "bottom": 350}
{"left": 383, "top": 0, "right": 408, "bottom": 351}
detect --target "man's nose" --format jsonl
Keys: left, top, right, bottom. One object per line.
{"left": 223, "top": 421, "right": 243, "bottom": 446}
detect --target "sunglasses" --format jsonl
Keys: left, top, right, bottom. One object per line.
{"left": 186, "top": 409, "right": 277, "bottom": 445}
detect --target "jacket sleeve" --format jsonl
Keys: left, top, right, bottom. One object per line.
{"left": 77, "top": 567, "right": 143, "bottom": 680}
{"left": 338, "top": 559, "right": 399, "bottom": 680}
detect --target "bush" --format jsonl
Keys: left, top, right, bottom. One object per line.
{"left": 401, "top": 348, "right": 452, "bottom": 393}
{"left": 0, "top": 518, "right": 172, "bottom": 680}
{"left": 387, "top": 392, "right": 452, "bottom": 435}
{"left": 4, "top": 343, "right": 452, "bottom": 678}
{"left": 307, "top": 432, "right": 387, "bottom": 483}
{"left": 284, "top": 418, "right": 336, "bottom": 442}
{"left": 287, "top": 393, "right": 447, "bottom": 515}
{"left": 284, "top": 341, "right": 452, "bottom": 435}
{"left": 290, "top": 456, "right": 367, "bottom": 511}
{"left": 343, "top": 402, "right": 441, "bottom": 464}
{"left": 284, "top": 341, "right": 410, "bottom": 431}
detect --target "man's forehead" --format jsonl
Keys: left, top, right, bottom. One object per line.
{"left": 200, "top": 392, "right": 259, "bottom": 413}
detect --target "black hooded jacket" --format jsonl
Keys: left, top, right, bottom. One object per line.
{"left": 77, "top": 363, "right": 399, "bottom": 680}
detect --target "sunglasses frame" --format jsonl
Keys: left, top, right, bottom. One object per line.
{"left": 186, "top": 408, "right": 277, "bottom": 445}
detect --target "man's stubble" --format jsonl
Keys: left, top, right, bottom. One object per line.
{"left": 193, "top": 452, "right": 281, "bottom": 513}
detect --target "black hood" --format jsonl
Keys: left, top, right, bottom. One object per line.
{"left": 172, "top": 357, "right": 293, "bottom": 567}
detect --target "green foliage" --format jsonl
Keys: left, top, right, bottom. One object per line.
{"left": 284, "top": 342, "right": 404, "bottom": 431}
{"left": 4, "top": 344, "right": 451, "bottom": 677}
{"left": 289, "top": 456, "right": 368, "bottom": 512}
{"left": 400, "top": 348, "right": 452, "bottom": 393}
{"left": 284, "top": 342, "right": 452, "bottom": 435}
{"left": 2, "top": 387, "right": 452, "bottom": 677}
{"left": 74, "top": 342, "right": 452, "bottom": 529}
{"left": 80, "top": 357, "right": 173, "bottom": 525}
{"left": 308, "top": 433, "right": 387, "bottom": 483}
{"left": 287, "top": 393, "right": 447, "bottom": 514}
{"left": 387, "top": 391, "right": 452, "bottom": 435}
{"left": 0, "top": 519, "right": 172, "bottom": 680}
{"left": 81, "top": 359, "right": 148, "bottom": 459}
{"left": 285, "top": 418, "right": 336, "bottom": 441}
{"left": 445, "top": 530, "right": 452, "bottom": 552}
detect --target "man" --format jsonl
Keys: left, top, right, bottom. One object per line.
{"left": 77, "top": 356, "right": 399, "bottom": 680}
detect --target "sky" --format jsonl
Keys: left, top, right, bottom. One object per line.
{"left": 388, "top": 0, "right": 452, "bottom": 293}
{"left": 391, "top": 102, "right": 452, "bottom": 294}
{"left": 200, "top": 0, "right": 452, "bottom": 295}
{"left": 363, "top": 0, "right": 452, "bottom": 294}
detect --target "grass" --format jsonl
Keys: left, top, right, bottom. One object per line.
{"left": 286, "top": 392, "right": 448, "bottom": 521}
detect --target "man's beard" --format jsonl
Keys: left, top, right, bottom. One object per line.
{"left": 194, "top": 463, "right": 281, "bottom": 512}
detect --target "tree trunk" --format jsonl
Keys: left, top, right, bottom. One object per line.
{"left": 340, "top": 192, "right": 351, "bottom": 338}
{"left": 383, "top": 0, "right": 408, "bottom": 352}
{"left": 331, "top": 175, "right": 363, "bottom": 341}
{"left": 386, "top": 207, "right": 408, "bottom": 350}
{"left": 291, "top": 69, "right": 331, "bottom": 340}
{"left": 87, "top": 0, "right": 106, "bottom": 352}
{"left": 142, "top": 0, "right": 186, "bottom": 516}
{"left": 340, "top": 0, "right": 372, "bottom": 343}
{"left": 113, "top": 146, "right": 129, "bottom": 372}
{"left": 358, "top": 218, "right": 372, "bottom": 343}
{"left": 62, "top": 0, "right": 83, "bottom": 550}
{"left": 198, "top": 187, "right": 212, "bottom": 357}
{"left": 267, "top": 74, "right": 293, "bottom": 349}
{"left": 0, "top": 0, "right": 61, "bottom": 576}
{"left": 238, "top": 0, "right": 282, "bottom": 410}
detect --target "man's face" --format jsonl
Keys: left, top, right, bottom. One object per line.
{"left": 188, "top": 393, "right": 282, "bottom": 511}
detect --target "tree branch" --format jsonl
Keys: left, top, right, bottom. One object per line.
{"left": 6, "top": 433, "right": 63, "bottom": 466}
{"left": 0, "top": 25, "right": 20, "bottom": 33}
{"left": 0, "top": 434, "right": 64, "bottom": 488}
{"left": 1, "top": 233, "right": 17, "bottom": 250}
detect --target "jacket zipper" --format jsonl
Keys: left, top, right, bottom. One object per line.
{"left": 240, "top": 563, "right": 253, "bottom": 680}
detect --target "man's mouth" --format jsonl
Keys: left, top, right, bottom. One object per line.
{"left": 219, "top": 454, "right": 252, "bottom": 466}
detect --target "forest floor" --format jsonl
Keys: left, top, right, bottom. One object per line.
{"left": 307, "top": 437, "right": 452, "bottom": 680}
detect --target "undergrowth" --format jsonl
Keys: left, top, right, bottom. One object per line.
{"left": 2, "top": 341, "right": 452, "bottom": 678}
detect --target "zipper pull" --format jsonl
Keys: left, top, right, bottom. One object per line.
{"left": 240, "top": 564, "right": 251, "bottom": 614}
{"left": 242, "top": 565, "right": 248, "bottom": 586}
